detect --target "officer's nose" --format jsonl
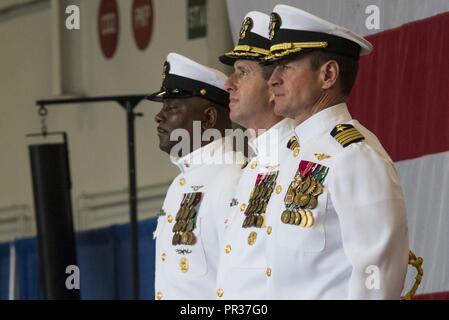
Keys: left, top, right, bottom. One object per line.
{"left": 224, "top": 74, "right": 236, "bottom": 93}
{"left": 268, "top": 66, "right": 282, "bottom": 88}
{"left": 154, "top": 107, "right": 165, "bottom": 124}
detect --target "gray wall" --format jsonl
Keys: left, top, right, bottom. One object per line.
{"left": 0, "top": 0, "right": 233, "bottom": 239}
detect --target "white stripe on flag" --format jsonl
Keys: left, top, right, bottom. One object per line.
{"left": 396, "top": 150, "right": 449, "bottom": 295}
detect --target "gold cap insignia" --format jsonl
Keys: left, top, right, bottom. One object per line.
{"left": 239, "top": 17, "right": 253, "bottom": 40}
{"left": 269, "top": 12, "right": 281, "bottom": 40}
{"left": 162, "top": 61, "right": 170, "bottom": 80}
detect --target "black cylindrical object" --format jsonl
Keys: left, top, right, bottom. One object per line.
{"left": 29, "top": 141, "right": 80, "bottom": 300}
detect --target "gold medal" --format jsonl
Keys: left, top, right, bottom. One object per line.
{"left": 288, "top": 211, "right": 296, "bottom": 224}
{"left": 187, "top": 207, "right": 197, "bottom": 220}
{"left": 294, "top": 173, "right": 303, "bottom": 182}
{"left": 255, "top": 201, "right": 264, "bottom": 213}
{"left": 298, "top": 194, "right": 311, "bottom": 207}
{"left": 185, "top": 220, "right": 194, "bottom": 232}
{"left": 180, "top": 207, "right": 190, "bottom": 220}
{"left": 248, "top": 202, "right": 256, "bottom": 214}
{"left": 242, "top": 216, "right": 250, "bottom": 228}
{"left": 291, "top": 181, "right": 300, "bottom": 189}
{"left": 245, "top": 202, "right": 253, "bottom": 214}
{"left": 172, "top": 233, "right": 180, "bottom": 246}
{"left": 262, "top": 201, "right": 268, "bottom": 213}
{"left": 254, "top": 184, "right": 265, "bottom": 200}
{"left": 249, "top": 215, "right": 257, "bottom": 228}
{"left": 307, "top": 195, "right": 318, "bottom": 209}
{"left": 187, "top": 232, "right": 196, "bottom": 245}
{"left": 299, "top": 209, "right": 308, "bottom": 227}
{"left": 176, "top": 207, "right": 184, "bottom": 221}
{"left": 294, "top": 210, "right": 302, "bottom": 225}
{"left": 247, "top": 202, "right": 258, "bottom": 215}
{"left": 180, "top": 232, "right": 189, "bottom": 244}
{"left": 261, "top": 213, "right": 267, "bottom": 228}
{"left": 305, "top": 178, "right": 317, "bottom": 195}
{"left": 181, "top": 220, "right": 189, "bottom": 232}
{"left": 284, "top": 191, "right": 295, "bottom": 206}
{"left": 293, "top": 190, "right": 303, "bottom": 205}
{"left": 299, "top": 176, "right": 312, "bottom": 193}
{"left": 281, "top": 210, "right": 291, "bottom": 224}
{"left": 312, "top": 182, "right": 323, "bottom": 196}
{"left": 266, "top": 185, "right": 274, "bottom": 197}
{"left": 255, "top": 214, "right": 264, "bottom": 228}
{"left": 243, "top": 215, "right": 251, "bottom": 228}
{"left": 305, "top": 210, "right": 314, "bottom": 228}
{"left": 253, "top": 185, "right": 262, "bottom": 200}
{"left": 172, "top": 221, "right": 180, "bottom": 233}
{"left": 179, "top": 221, "right": 187, "bottom": 233}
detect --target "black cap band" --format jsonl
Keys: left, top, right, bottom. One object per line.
{"left": 147, "top": 74, "right": 229, "bottom": 108}
{"left": 219, "top": 31, "right": 271, "bottom": 65}
{"left": 267, "top": 29, "right": 361, "bottom": 62}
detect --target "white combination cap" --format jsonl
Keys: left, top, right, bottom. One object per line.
{"left": 266, "top": 4, "right": 373, "bottom": 62}
{"left": 219, "top": 11, "right": 271, "bottom": 65}
{"left": 148, "top": 53, "right": 229, "bottom": 108}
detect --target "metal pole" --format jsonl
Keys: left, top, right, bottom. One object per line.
{"left": 34, "top": 95, "right": 147, "bottom": 300}
{"left": 126, "top": 100, "right": 140, "bottom": 300}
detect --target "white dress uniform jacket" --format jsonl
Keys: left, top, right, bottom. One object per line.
{"left": 264, "top": 103, "right": 409, "bottom": 299}
{"left": 215, "top": 118, "right": 296, "bottom": 299}
{"left": 154, "top": 136, "right": 244, "bottom": 300}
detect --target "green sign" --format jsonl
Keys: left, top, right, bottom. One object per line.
{"left": 187, "top": 0, "right": 207, "bottom": 39}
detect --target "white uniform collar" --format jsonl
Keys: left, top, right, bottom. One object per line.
{"left": 248, "top": 118, "right": 295, "bottom": 165}
{"left": 170, "top": 135, "right": 243, "bottom": 173}
{"left": 294, "top": 103, "right": 352, "bottom": 144}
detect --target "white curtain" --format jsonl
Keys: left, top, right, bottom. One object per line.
{"left": 226, "top": 0, "right": 449, "bottom": 42}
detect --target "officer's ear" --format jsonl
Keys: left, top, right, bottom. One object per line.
{"left": 320, "top": 59, "right": 339, "bottom": 90}
{"left": 201, "top": 106, "right": 218, "bottom": 131}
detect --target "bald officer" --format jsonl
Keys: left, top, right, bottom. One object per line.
{"left": 214, "top": 11, "right": 295, "bottom": 300}
{"left": 149, "top": 53, "right": 244, "bottom": 300}
{"left": 262, "top": 5, "right": 409, "bottom": 299}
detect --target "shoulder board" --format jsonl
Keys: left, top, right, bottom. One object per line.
{"left": 330, "top": 124, "right": 365, "bottom": 148}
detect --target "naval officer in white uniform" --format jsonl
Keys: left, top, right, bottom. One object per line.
{"left": 215, "top": 11, "right": 295, "bottom": 299}
{"left": 263, "top": 5, "right": 409, "bottom": 299}
{"left": 149, "top": 53, "right": 244, "bottom": 300}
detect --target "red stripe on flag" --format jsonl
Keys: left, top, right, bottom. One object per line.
{"left": 413, "top": 291, "right": 449, "bottom": 300}
{"left": 348, "top": 12, "right": 449, "bottom": 162}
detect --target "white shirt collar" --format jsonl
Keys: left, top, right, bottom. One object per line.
{"left": 294, "top": 103, "right": 352, "bottom": 144}
{"left": 248, "top": 118, "right": 296, "bottom": 165}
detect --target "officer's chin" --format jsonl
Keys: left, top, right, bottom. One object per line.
{"left": 158, "top": 136, "right": 173, "bottom": 155}
{"left": 273, "top": 102, "right": 289, "bottom": 118}
{"left": 229, "top": 108, "right": 245, "bottom": 128}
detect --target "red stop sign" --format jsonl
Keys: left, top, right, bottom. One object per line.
{"left": 98, "top": 0, "right": 119, "bottom": 59}
{"left": 132, "top": 0, "right": 154, "bottom": 50}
